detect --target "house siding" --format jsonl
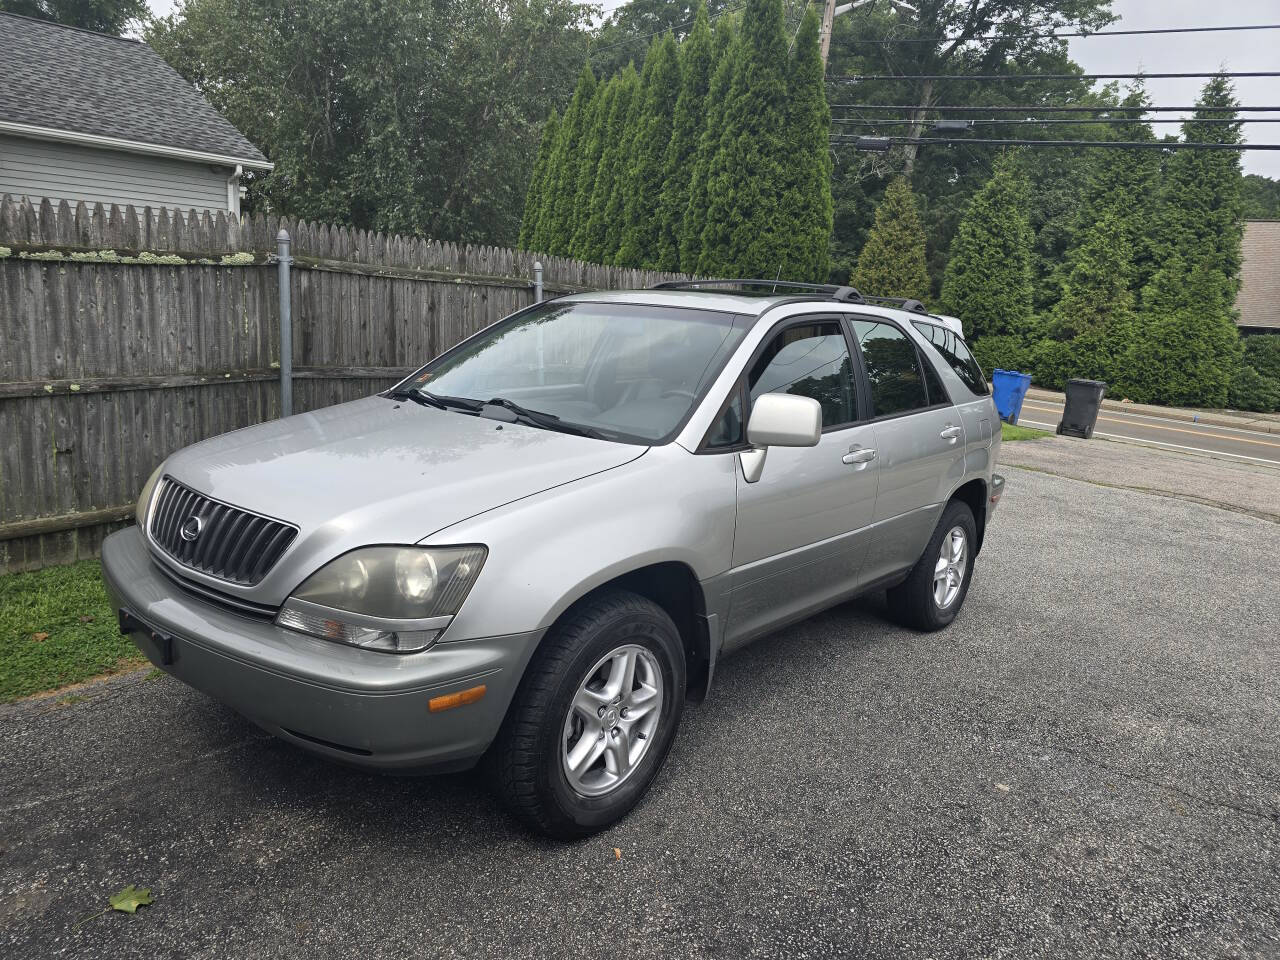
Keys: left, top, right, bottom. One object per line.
{"left": 0, "top": 133, "right": 232, "bottom": 213}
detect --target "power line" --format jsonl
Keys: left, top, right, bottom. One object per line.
{"left": 830, "top": 117, "right": 1272, "bottom": 125}
{"left": 828, "top": 104, "right": 1280, "bottom": 113}
{"left": 829, "top": 136, "right": 1273, "bottom": 150}
{"left": 840, "top": 22, "right": 1280, "bottom": 44}
{"left": 830, "top": 72, "right": 1280, "bottom": 83}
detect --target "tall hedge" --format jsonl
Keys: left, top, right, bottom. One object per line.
{"left": 617, "top": 34, "right": 682, "bottom": 269}
{"left": 569, "top": 77, "right": 617, "bottom": 258}
{"left": 778, "top": 6, "right": 832, "bottom": 283}
{"left": 519, "top": 109, "right": 559, "bottom": 251}
{"left": 697, "top": 0, "right": 792, "bottom": 277}
{"left": 655, "top": 1, "right": 713, "bottom": 272}
{"left": 539, "top": 63, "right": 597, "bottom": 256}
{"left": 679, "top": 18, "right": 736, "bottom": 271}
{"left": 580, "top": 64, "right": 640, "bottom": 264}
{"left": 851, "top": 176, "right": 929, "bottom": 299}
{"left": 940, "top": 153, "right": 1035, "bottom": 343}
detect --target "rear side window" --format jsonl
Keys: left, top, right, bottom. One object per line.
{"left": 749, "top": 322, "right": 858, "bottom": 427}
{"left": 852, "top": 320, "right": 930, "bottom": 417}
{"left": 912, "top": 321, "right": 989, "bottom": 396}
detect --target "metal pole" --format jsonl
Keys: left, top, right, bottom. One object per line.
{"left": 533, "top": 260, "right": 543, "bottom": 303}
{"left": 277, "top": 228, "right": 293, "bottom": 418}
{"left": 533, "top": 261, "right": 545, "bottom": 385}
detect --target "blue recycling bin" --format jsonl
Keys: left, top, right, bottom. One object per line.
{"left": 991, "top": 368, "right": 1032, "bottom": 425}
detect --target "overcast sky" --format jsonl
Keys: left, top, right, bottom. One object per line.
{"left": 144, "top": 0, "right": 1277, "bottom": 177}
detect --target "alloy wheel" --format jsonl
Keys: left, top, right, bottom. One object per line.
{"left": 933, "top": 525, "right": 968, "bottom": 609}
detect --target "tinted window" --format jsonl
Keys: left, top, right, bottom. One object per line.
{"left": 705, "top": 388, "right": 744, "bottom": 448}
{"left": 749, "top": 322, "right": 857, "bottom": 427}
{"left": 912, "top": 321, "right": 989, "bottom": 396}
{"left": 852, "top": 320, "right": 930, "bottom": 417}
{"left": 921, "top": 354, "right": 949, "bottom": 405}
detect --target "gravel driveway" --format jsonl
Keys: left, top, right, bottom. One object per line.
{"left": 3, "top": 446, "right": 1278, "bottom": 959}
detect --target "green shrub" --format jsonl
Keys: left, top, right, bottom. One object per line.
{"left": 1244, "top": 334, "right": 1280, "bottom": 383}
{"left": 1227, "top": 364, "right": 1280, "bottom": 412}
{"left": 972, "top": 335, "right": 1034, "bottom": 378}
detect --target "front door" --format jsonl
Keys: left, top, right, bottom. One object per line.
{"left": 723, "top": 318, "right": 879, "bottom": 650}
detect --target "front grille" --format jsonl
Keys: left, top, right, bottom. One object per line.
{"left": 149, "top": 478, "right": 297, "bottom": 586}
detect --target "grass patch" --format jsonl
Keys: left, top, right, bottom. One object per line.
{"left": 1002, "top": 422, "right": 1052, "bottom": 441}
{"left": 0, "top": 559, "right": 145, "bottom": 702}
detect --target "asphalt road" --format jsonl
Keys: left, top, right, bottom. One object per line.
{"left": 3, "top": 461, "right": 1279, "bottom": 959}
{"left": 1015, "top": 397, "right": 1280, "bottom": 466}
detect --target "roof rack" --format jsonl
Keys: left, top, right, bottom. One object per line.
{"left": 859, "top": 295, "right": 931, "bottom": 315}
{"left": 651, "top": 279, "right": 865, "bottom": 303}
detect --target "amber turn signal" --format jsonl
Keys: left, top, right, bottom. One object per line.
{"left": 428, "top": 684, "right": 487, "bottom": 713}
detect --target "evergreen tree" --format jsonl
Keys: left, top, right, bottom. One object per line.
{"left": 850, "top": 176, "right": 928, "bottom": 299}
{"left": 569, "top": 79, "right": 616, "bottom": 258}
{"left": 697, "top": 0, "right": 792, "bottom": 277}
{"left": 519, "top": 109, "right": 560, "bottom": 251}
{"left": 600, "top": 65, "right": 645, "bottom": 261}
{"left": 540, "top": 63, "right": 598, "bottom": 256}
{"left": 778, "top": 6, "right": 832, "bottom": 283}
{"left": 581, "top": 64, "right": 641, "bottom": 264}
{"left": 940, "top": 153, "right": 1035, "bottom": 344}
{"left": 1033, "top": 211, "right": 1138, "bottom": 389}
{"left": 678, "top": 18, "right": 736, "bottom": 271}
{"left": 617, "top": 34, "right": 682, "bottom": 268}
{"left": 655, "top": 1, "right": 713, "bottom": 272}
{"left": 1123, "top": 255, "right": 1243, "bottom": 407}
{"left": 1153, "top": 73, "right": 1245, "bottom": 312}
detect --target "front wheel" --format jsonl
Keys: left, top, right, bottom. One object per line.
{"left": 486, "top": 589, "right": 685, "bottom": 839}
{"left": 886, "top": 500, "right": 977, "bottom": 631}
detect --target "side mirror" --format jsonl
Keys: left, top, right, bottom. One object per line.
{"left": 747, "top": 393, "right": 822, "bottom": 448}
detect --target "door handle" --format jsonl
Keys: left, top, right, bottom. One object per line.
{"left": 940, "top": 425, "right": 962, "bottom": 441}
{"left": 842, "top": 447, "right": 876, "bottom": 465}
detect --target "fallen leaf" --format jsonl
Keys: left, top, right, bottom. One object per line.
{"left": 613, "top": 848, "right": 622, "bottom": 861}
{"left": 32, "top": 632, "right": 49, "bottom": 642}
{"left": 109, "top": 885, "right": 154, "bottom": 914}
{"left": 995, "top": 783, "right": 1011, "bottom": 793}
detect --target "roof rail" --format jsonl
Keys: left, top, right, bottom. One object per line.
{"left": 859, "top": 295, "right": 931, "bottom": 315}
{"left": 651, "top": 278, "right": 865, "bottom": 303}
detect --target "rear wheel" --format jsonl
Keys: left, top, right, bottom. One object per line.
{"left": 886, "top": 500, "right": 977, "bottom": 631}
{"left": 486, "top": 589, "right": 685, "bottom": 839}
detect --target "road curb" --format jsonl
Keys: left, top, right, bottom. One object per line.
{"left": 1023, "top": 388, "right": 1280, "bottom": 436}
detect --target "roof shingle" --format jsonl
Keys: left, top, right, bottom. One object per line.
{"left": 0, "top": 12, "right": 268, "bottom": 166}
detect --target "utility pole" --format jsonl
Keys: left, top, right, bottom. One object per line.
{"left": 820, "top": 0, "right": 918, "bottom": 70}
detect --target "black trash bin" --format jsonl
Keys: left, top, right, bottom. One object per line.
{"left": 1057, "top": 379, "right": 1106, "bottom": 438}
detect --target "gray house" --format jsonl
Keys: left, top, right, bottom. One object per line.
{"left": 0, "top": 12, "right": 271, "bottom": 216}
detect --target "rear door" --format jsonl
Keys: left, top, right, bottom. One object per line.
{"left": 718, "top": 316, "right": 879, "bottom": 649}
{"left": 849, "top": 317, "right": 966, "bottom": 584}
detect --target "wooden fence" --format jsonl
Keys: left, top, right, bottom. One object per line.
{"left": 0, "top": 196, "right": 684, "bottom": 572}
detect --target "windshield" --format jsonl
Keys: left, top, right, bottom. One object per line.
{"left": 406, "top": 301, "right": 748, "bottom": 443}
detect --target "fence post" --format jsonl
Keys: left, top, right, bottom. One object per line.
{"left": 533, "top": 260, "right": 543, "bottom": 303}
{"left": 277, "top": 228, "right": 293, "bottom": 417}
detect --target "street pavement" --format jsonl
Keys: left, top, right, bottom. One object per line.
{"left": 3, "top": 445, "right": 1279, "bottom": 959}
{"left": 1014, "top": 396, "right": 1280, "bottom": 467}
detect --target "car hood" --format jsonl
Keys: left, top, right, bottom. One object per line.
{"left": 160, "top": 396, "right": 646, "bottom": 601}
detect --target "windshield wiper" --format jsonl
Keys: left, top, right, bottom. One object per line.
{"left": 390, "top": 387, "right": 485, "bottom": 413}
{"left": 484, "top": 397, "right": 609, "bottom": 440}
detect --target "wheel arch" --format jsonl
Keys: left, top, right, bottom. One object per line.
{"left": 948, "top": 477, "right": 989, "bottom": 554}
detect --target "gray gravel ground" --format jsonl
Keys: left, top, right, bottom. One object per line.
{"left": 2, "top": 454, "right": 1279, "bottom": 959}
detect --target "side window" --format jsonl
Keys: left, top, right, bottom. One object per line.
{"left": 749, "top": 322, "right": 857, "bottom": 427}
{"left": 852, "top": 320, "right": 931, "bottom": 418}
{"left": 921, "top": 354, "right": 949, "bottom": 406}
{"left": 705, "top": 388, "right": 744, "bottom": 449}
{"left": 912, "top": 320, "right": 989, "bottom": 396}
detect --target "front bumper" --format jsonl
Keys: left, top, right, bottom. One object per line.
{"left": 101, "top": 527, "right": 540, "bottom": 772}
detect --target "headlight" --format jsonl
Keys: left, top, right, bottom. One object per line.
{"left": 276, "top": 545, "right": 486, "bottom": 653}
{"left": 135, "top": 464, "right": 164, "bottom": 530}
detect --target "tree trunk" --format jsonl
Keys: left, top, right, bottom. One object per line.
{"left": 902, "top": 78, "right": 934, "bottom": 176}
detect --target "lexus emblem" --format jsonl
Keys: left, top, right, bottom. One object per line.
{"left": 180, "top": 516, "right": 203, "bottom": 541}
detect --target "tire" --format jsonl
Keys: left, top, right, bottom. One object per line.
{"left": 886, "top": 500, "right": 978, "bottom": 632}
{"left": 485, "top": 589, "right": 686, "bottom": 840}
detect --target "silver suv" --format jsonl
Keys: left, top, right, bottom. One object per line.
{"left": 102, "top": 281, "right": 1004, "bottom": 838}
